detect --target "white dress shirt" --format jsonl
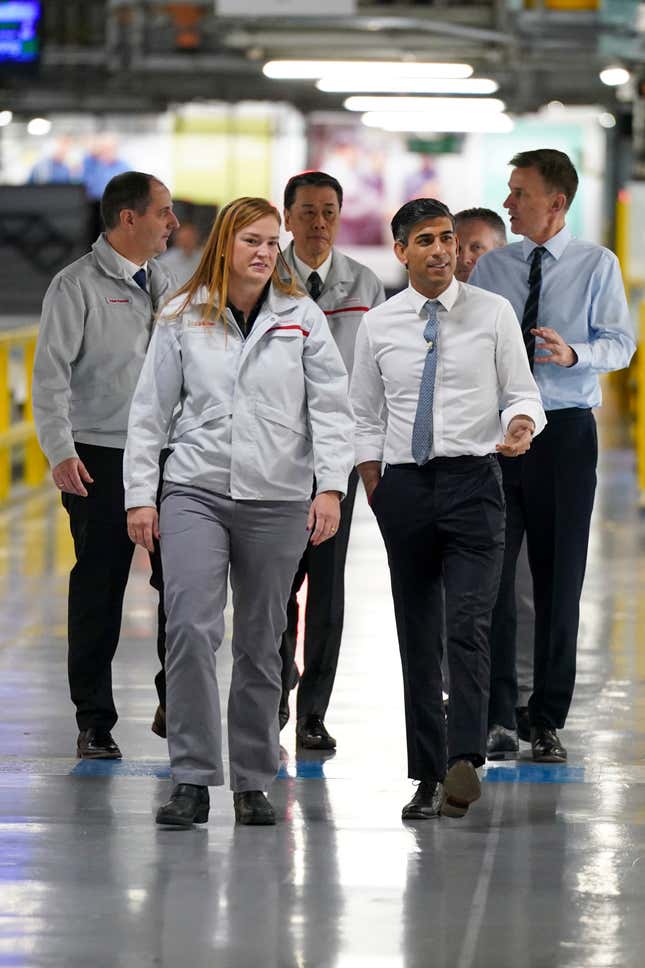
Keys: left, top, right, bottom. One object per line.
{"left": 292, "top": 249, "right": 333, "bottom": 288}
{"left": 350, "top": 276, "right": 546, "bottom": 465}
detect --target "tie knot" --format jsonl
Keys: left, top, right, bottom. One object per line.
{"left": 424, "top": 299, "right": 439, "bottom": 316}
{"left": 531, "top": 246, "right": 546, "bottom": 263}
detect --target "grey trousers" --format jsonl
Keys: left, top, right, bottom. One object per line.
{"left": 160, "top": 484, "right": 310, "bottom": 791}
{"left": 515, "top": 535, "right": 535, "bottom": 706}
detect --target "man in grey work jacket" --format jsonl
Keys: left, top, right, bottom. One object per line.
{"left": 32, "top": 171, "right": 178, "bottom": 759}
{"left": 280, "top": 170, "right": 385, "bottom": 750}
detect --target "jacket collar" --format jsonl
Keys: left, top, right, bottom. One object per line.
{"left": 282, "top": 241, "right": 354, "bottom": 292}
{"left": 92, "top": 233, "right": 170, "bottom": 305}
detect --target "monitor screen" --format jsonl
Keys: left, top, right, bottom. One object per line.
{"left": 0, "top": 1, "right": 41, "bottom": 65}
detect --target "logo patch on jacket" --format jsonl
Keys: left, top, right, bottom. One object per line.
{"left": 188, "top": 319, "right": 216, "bottom": 328}
{"left": 105, "top": 297, "right": 131, "bottom": 304}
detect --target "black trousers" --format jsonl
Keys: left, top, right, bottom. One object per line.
{"left": 373, "top": 457, "right": 505, "bottom": 782}
{"left": 62, "top": 443, "right": 166, "bottom": 731}
{"left": 279, "top": 469, "right": 359, "bottom": 721}
{"left": 488, "top": 408, "right": 597, "bottom": 731}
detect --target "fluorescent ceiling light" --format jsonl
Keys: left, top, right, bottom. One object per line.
{"left": 263, "top": 60, "right": 473, "bottom": 80}
{"left": 599, "top": 66, "right": 630, "bottom": 86}
{"left": 317, "top": 77, "right": 498, "bottom": 94}
{"left": 27, "top": 117, "right": 52, "bottom": 136}
{"left": 345, "top": 96, "right": 505, "bottom": 114}
{"left": 361, "top": 111, "right": 514, "bottom": 134}
{"left": 0, "top": 110, "right": 13, "bottom": 127}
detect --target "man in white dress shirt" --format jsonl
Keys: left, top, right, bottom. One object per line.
{"left": 351, "top": 198, "right": 546, "bottom": 820}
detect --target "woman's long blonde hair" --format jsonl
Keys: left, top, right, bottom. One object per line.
{"left": 169, "top": 196, "right": 301, "bottom": 322}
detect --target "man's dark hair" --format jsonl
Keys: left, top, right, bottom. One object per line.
{"left": 100, "top": 171, "right": 158, "bottom": 231}
{"left": 283, "top": 170, "right": 343, "bottom": 210}
{"left": 391, "top": 198, "right": 454, "bottom": 245}
{"left": 510, "top": 149, "right": 579, "bottom": 210}
{"left": 454, "top": 207, "right": 507, "bottom": 243}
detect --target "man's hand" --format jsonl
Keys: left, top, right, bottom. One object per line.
{"left": 496, "top": 416, "right": 535, "bottom": 458}
{"left": 127, "top": 506, "right": 159, "bottom": 552}
{"left": 356, "top": 461, "right": 382, "bottom": 506}
{"left": 307, "top": 491, "right": 341, "bottom": 546}
{"left": 531, "top": 327, "right": 577, "bottom": 367}
{"left": 52, "top": 457, "right": 94, "bottom": 496}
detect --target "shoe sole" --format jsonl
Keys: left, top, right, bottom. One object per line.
{"left": 76, "top": 750, "right": 122, "bottom": 760}
{"left": 156, "top": 808, "right": 209, "bottom": 827}
{"left": 486, "top": 749, "right": 519, "bottom": 761}
{"left": 401, "top": 808, "right": 440, "bottom": 821}
{"left": 532, "top": 751, "right": 567, "bottom": 763}
{"left": 296, "top": 738, "right": 336, "bottom": 750}
{"left": 234, "top": 813, "right": 276, "bottom": 826}
{"left": 441, "top": 762, "right": 481, "bottom": 819}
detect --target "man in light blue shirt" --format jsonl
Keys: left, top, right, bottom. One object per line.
{"left": 470, "top": 148, "right": 635, "bottom": 763}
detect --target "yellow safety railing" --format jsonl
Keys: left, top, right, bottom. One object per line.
{"left": 0, "top": 326, "right": 48, "bottom": 501}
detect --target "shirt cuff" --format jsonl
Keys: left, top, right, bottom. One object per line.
{"left": 501, "top": 403, "right": 546, "bottom": 438}
{"left": 47, "top": 442, "right": 80, "bottom": 469}
{"left": 314, "top": 477, "right": 348, "bottom": 501}
{"left": 354, "top": 442, "right": 385, "bottom": 465}
{"left": 568, "top": 342, "right": 591, "bottom": 368}
{"left": 124, "top": 489, "right": 157, "bottom": 511}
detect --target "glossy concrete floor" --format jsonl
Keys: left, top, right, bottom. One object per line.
{"left": 1, "top": 431, "right": 644, "bottom": 967}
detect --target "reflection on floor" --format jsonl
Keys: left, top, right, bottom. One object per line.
{"left": 1, "top": 435, "right": 644, "bottom": 968}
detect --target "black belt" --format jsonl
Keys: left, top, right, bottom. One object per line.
{"left": 387, "top": 455, "right": 495, "bottom": 470}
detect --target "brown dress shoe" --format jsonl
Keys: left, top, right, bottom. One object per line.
{"left": 77, "top": 728, "right": 122, "bottom": 760}
{"left": 151, "top": 705, "right": 166, "bottom": 738}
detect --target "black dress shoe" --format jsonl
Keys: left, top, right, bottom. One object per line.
{"left": 233, "top": 791, "right": 276, "bottom": 826}
{"left": 401, "top": 780, "right": 441, "bottom": 820}
{"left": 515, "top": 706, "right": 531, "bottom": 743}
{"left": 486, "top": 724, "right": 519, "bottom": 761}
{"left": 531, "top": 726, "right": 567, "bottom": 763}
{"left": 151, "top": 705, "right": 166, "bottom": 739}
{"left": 296, "top": 715, "right": 336, "bottom": 750}
{"left": 440, "top": 760, "right": 481, "bottom": 818}
{"left": 279, "top": 689, "right": 290, "bottom": 731}
{"left": 156, "top": 784, "right": 210, "bottom": 827}
{"left": 77, "top": 728, "right": 122, "bottom": 760}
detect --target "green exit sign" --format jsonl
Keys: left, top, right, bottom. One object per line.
{"left": 407, "top": 135, "right": 463, "bottom": 155}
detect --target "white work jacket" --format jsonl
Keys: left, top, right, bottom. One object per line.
{"left": 124, "top": 283, "right": 355, "bottom": 507}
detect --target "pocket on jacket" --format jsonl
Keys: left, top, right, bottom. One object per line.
{"left": 255, "top": 401, "right": 311, "bottom": 440}
{"left": 172, "top": 402, "right": 231, "bottom": 438}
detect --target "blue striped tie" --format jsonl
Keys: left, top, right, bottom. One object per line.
{"left": 521, "top": 246, "right": 545, "bottom": 369}
{"left": 411, "top": 299, "right": 440, "bottom": 466}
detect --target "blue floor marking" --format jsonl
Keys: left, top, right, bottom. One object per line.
{"left": 485, "top": 764, "right": 585, "bottom": 783}
{"left": 70, "top": 759, "right": 171, "bottom": 778}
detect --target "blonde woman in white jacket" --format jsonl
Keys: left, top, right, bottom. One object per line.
{"left": 124, "top": 197, "right": 354, "bottom": 827}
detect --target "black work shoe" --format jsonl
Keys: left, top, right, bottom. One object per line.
{"left": 156, "top": 784, "right": 210, "bottom": 827}
{"left": 440, "top": 760, "right": 481, "bottom": 818}
{"left": 77, "top": 728, "right": 122, "bottom": 760}
{"left": 295, "top": 715, "right": 336, "bottom": 750}
{"left": 233, "top": 791, "right": 276, "bottom": 826}
{"left": 401, "top": 780, "right": 441, "bottom": 820}
{"left": 151, "top": 705, "right": 167, "bottom": 739}
{"left": 515, "top": 706, "right": 531, "bottom": 743}
{"left": 531, "top": 726, "right": 567, "bottom": 763}
{"left": 279, "top": 690, "right": 290, "bottom": 731}
{"left": 486, "top": 724, "right": 519, "bottom": 761}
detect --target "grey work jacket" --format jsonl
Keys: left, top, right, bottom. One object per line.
{"left": 282, "top": 243, "right": 385, "bottom": 377}
{"left": 123, "top": 284, "right": 355, "bottom": 508}
{"left": 32, "top": 234, "right": 175, "bottom": 467}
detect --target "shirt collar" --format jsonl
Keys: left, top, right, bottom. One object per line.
{"left": 407, "top": 275, "right": 459, "bottom": 316}
{"left": 292, "top": 248, "right": 333, "bottom": 286}
{"left": 108, "top": 242, "right": 148, "bottom": 278}
{"left": 522, "top": 224, "right": 571, "bottom": 262}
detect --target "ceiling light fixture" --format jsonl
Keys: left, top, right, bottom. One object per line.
{"left": 599, "top": 66, "right": 631, "bottom": 87}
{"left": 361, "top": 111, "right": 514, "bottom": 134}
{"left": 0, "top": 110, "right": 13, "bottom": 127}
{"left": 262, "top": 60, "right": 473, "bottom": 80}
{"left": 27, "top": 117, "right": 51, "bottom": 136}
{"left": 345, "top": 96, "right": 505, "bottom": 114}
{"left": 317, "top": 77, "right": 498, "bottom": 95}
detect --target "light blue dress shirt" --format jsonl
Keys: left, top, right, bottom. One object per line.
{"left": 469, "top": 225, "right": 635, "bottom": 411}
